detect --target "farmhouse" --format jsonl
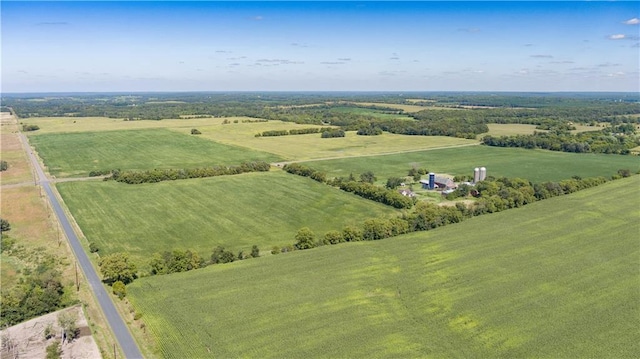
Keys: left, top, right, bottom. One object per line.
{"left": 398, "top": 188, "right": 416, "bottom": 197}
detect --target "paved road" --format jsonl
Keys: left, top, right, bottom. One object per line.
{"left": 18, "top": 133, "right": 143, "bottom": 359}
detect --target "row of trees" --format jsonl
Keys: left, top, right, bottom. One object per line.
{"left": 109, "top": 161, "right": 271, "bottom": 184}
{"left": 282, "top": 163, "right": 415, "bottom": 209}
{"left": 481, "top": 125, "right": 639, "bottom": 155}
{"left": 255, "top": 127, "right": 334, "bottom": 137}
{"left": 289, "top": 172, "right": 631, "bottom": 251}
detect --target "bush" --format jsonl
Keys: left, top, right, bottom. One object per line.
{"left": 22, "top": 124, "right": 40, "bottom": 131}
{"left": 294, "top": 227, "right": 316, "bottom": 250}
{"left": 89, "top": 242, "right": 99, "bottom": 253}
{"left": 191, "top": 128, "right": 202, "bottom": 135}
{"left": 112, "top": 281, "right": 126, "bottom": 300}
{"left": 0, "top": 160, "right": 7, "bottom": 171}
{"left": 271, "top": 246, "right": 280, "bottom": 255}
{"left": 0, "top": 218, "right": 11, "bottom": 232}
{"left": 251, "top": 245, "right": 260, "bottom": 258}
{"left": 45, "top": 340, "right": 62, "bottom": 359}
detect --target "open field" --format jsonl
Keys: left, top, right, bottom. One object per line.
{"left": 128, "top": 175, "right": 640, "bottom": 358}
{"left": 326, "top": 106, "right": 415, "bottom": 120}
{"left": 56, "top": 171, "right": 398, "bottom": 262}
{"left": 27, "top": 128, "right": 282, "bottom": 177}
{"left": 350, "top": 101, "right": 448, "bottom": 112}
{"left": 22, "top": 116, "right": 477, "bottom": 163}
{"left": 199, "top": 128, "right": 476, "bottom": 161}
{"left": 304, "top": 145, "right": 640, "bottom": 183}
{"left": 1, "top": 113, "right": 33, "bottom": 185}
{"left": 19, "top": 116, "right": 325, "bottom": 135}
{"left": 484, "top": 123, "right": 607, "bottom": 138}
{"left": 483, "top": 124, "right": 540, "bottom": 137}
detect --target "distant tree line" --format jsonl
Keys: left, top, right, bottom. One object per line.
{"left": 482, "top": 124, "right": 640, "bottom": 155}
{"left": 282, "top": 163, "right": 415, "bottom": 209}
{"left": 108, "top": 161, "right": 271, "bottom": 184}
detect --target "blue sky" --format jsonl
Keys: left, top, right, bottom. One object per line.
{"left": 1, "top": 1, "right": 638, "bottom": 92}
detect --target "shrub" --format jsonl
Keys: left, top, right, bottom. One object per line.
{"left": 251, "top": 245, "right": 260, "bottom": 258}
{"left": 89, "top": 242, "right": 99, "bottom": 253}
{"left": 45, "top": 340, "right": 62, "bottom": 359}
{"left": 112, "top": 281, "right": 126, "bottom": 300}
{"left": 22, "top": 124, "right": 40, "bottom": 131}
{"left": 0, "top": 160, "right": 7, "bottom": 171}
{"left": 190, "top": 128, "right": 202, "bottom": 135}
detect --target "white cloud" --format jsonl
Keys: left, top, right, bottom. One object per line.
{"left": 609, "top": 34, "right": 626, "bottom": 40}
{"left": 623, "top": 18, "right": 639, "bottom": 25}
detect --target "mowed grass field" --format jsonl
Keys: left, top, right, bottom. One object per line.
{"left": 305, "top": 145, "right": 640, "bottom": 183}
{"left": 484, "top": 123, "right": 607, "bottom": 137}
{"left": 127, "top": 176, "right": 640, "bottom": 358}
{"left": 27, "top": 128, "right": 282, "bottom": 177}
{"left": 23, "top": 116, "right": 476, "bottom": 164}
{"left": 1, "top": 113, "right": 33, "bottom": 185}
{"left": 56, "top": 171, "right": 397, "bottom": 262}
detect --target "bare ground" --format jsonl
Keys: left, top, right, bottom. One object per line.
{"left": 0, "top": 305, "right": 102, "bottom": 359}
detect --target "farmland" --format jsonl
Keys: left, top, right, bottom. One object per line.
{"left": 56, "top": 171, "right": 397, "bottom": 262}
{"left": 304, "top": 145, "right": 640, "bottom": 183}
{"left": 4, "top": 92, "right": 639, "bottom": 358}
{"left": 127, "top": 175, "right": 640, "bottom": 358}
{"left": 23, "top": 116, "right": 476, "bottom": 162}
{"left": 27, "top": 128, "right": 282, "bottom": 177}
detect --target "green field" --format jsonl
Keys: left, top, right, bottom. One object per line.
{"left": 304, "top": 145, "right": 640, "bottom": 183}
{"left": 56, "top": 171, "right": 397, "bottom": 262}
{"left": 128, "top": 175, "right": 640, "bottom": 358}
{"left": 28, "top": 128, "right": 282, "bottom": 177}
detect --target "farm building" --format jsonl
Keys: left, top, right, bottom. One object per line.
{"left": 398, "top": 189, "right": 416, "bottom": 197}
{"left": 420, "top": 176, "right": 456, "bottom": 190}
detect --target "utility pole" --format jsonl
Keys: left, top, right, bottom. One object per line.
{"left": 75, "top": 261, "right": 79, "bottom": 291}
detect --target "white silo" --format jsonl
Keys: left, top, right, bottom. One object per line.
{"left": 473, "top": 167, "right": 480, "bottom": 183}
{"left": 480, "top": 167, "right": 487, "bottom": 181}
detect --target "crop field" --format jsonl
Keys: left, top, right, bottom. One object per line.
{"left": 27, "top": 128, "right": 282, "bottom": 177}
{"left": 326, "top": 106, "right": 415, "bottom": 120}
{"left": 127, "top": 176, "right": 639, "bottom": 358}
{"left": 484, "top": 123, "right": 605, "bottom": 138}
{"left": 350, "top": 101, "right": 448, "bottom": 113}
{"left": 20, "top": 116, "right": 313, "bottom": 134}
{"left": 56, "top": 171, "right": 397, "bottom": 262}
{"left": 201, "top": 129, "right": 475, "bottom": 161}
{"left": 304, "top": 145, "right": 640, "bottom": 183}
{"left": 23, "top": 116, "right": 477, "bottom": 163}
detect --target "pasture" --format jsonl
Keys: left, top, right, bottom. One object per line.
{"left": 56, "top": 171, "right": 397, "bottom": 262}
{"left": 484, "top": 123, "right": 605, "bottom": 138}
{"left": 127, "top": 175, "right": 640, "bottom": 358}
{"left": 27, "top": 128, "right": 282, "bottom": 177}
{"left": 0, "top": 114, "right": 33, "bottom": 185}
{"left": 304, "top": 145, "right": 640, "bottom": 183}
{"left": 350, "top": 101, "right": 447, "bottom": 113}
{"left": 23, "top": 116, "right": 477, "bottom": 164}
{"left": 200, "top": 129, "right": 475, "bottom": 161}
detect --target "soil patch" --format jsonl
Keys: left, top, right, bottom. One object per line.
{"left": 0, "top": 306, "right": 101, "bottom": 359}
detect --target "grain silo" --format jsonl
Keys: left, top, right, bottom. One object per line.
{"left": 428, "top": 172, "right": 435, "bottom": 190}
{"left": 480, "top": 167, "right": 487, "bottom": 181}
{"left": 473, "top": 167, "right": 480, "bottom": 183}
